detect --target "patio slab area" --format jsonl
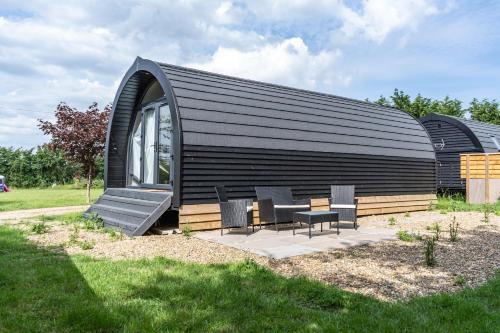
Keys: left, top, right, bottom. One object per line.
{"left": 194, "top": 223, "right": 396, "bottom": 259}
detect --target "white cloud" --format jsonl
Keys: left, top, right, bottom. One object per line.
{"left": 338, "top": 0, "right": 442, "bottom": 43}
{"left": 188, "top": 37, "right": 348, "bottom": 90}
{"left": 0, "top": 0, "right": 492, "bottom": 148}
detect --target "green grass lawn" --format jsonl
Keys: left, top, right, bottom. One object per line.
{"left": 436, "top": 192, "right": 500, "bottom": 214}
{"left": 0, "top": 187, "right": 103, "bottom": 212}
{"left": 0, "top": 226, "right": 498, "bottom": 332}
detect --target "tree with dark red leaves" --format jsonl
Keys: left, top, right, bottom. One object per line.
{"left": 38, "top": 102, "right": 110, "bottom": 203}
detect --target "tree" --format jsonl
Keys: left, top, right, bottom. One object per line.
{"left": 38, "top": 102, "right": 110, "bottom": 203}
{"left": 373, "top": 89, "right": 465, "bottom": 118}
{"left": 469, "top": 98, "right": 500, "bottom": 125}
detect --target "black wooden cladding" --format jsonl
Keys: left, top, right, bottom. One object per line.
{"left": 181, "top": 145, "right": 436, "bottom": 204}
{"left": 158, "top": 62, "right": 435, "bottom": 160}
{"left": 106, "top": 57, "right": 437, "bottom": 208}
{"left": 419, "top": 113, "right": 500, "bottom": 190}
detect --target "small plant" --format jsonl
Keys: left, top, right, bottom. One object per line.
{"left": 79, "top": 240, "right": 95, "bottom": 250}
{"left": 104, "top": 228, "right": 118, "bottom": 240}
{"left": 397, "top": 230, "right": 414, "bottom": 242}
{"left": 333, "top": 252, "right": 344, "bottom": 259}
{"left": 397, "top": 230, "right": 422, "bottom": 242}
{"left": 118, "top": 227, "right": 125, "bottom": 240}
{"left": 454, "top": 275, "right": 466, "bottom": 287}
{"left": 424, "top": 236, "right": 437, "bottom": 267}
{"left": 439, "top": 210, "right": 448, "bottom": 215}
{"left": 428, "top": 222, "right": 441, "bottom": 241}
{"left": 482, "top": 205, "right": 491, "bottom": 224}
{"left": 449, "top": 216, "right": 459, "bottom": 242}
{"left": 182, "top": 225, "right": 192, "bottom": 238}
{"left": 388, "top": 217, "right": 396, "bottom": 226}
{"left": 30, "top": 222, "right": 49, "bottom": 234}
{"left": 413, "top": 232, "right": 423, "bottom": 241}
{"left": 38, "top": 215, "right": 58, "bottom": 222}
{"left": 68, "top": 224, "right": 80, "bottom": 245}
{"left": 404, "top": 212, "right": 410, "bottom": 218}
{"left": 83, "top": 213, "right": 104, "bottom": 230}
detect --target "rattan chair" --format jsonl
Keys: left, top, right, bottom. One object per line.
{"left": 255, "top": 186, "right": 311, "bottom": 232}
{"left": 215, "top": 185, "right": 255, "bottom": 236}
{"left": 329, "top": 185, "right": 358, "bottom": 229}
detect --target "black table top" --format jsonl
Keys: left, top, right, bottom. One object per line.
{"left": 293, "top": 210, "right": 337, "bottom": 216}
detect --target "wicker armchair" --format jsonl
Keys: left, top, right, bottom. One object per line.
{"left": 255, "top": 186, "right": 311, "bottom": 232}
{"left": 215, "top": 185, "right": 255, "bottom": 236}
{"left": 329, "top": 185, "right": 358, "bottom": 229}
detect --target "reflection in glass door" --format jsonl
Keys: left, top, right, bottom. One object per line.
{"left": 158, "top": 104, "right": 172, "bottom": 185}
{"left": 142, "top": 108, "right": 156, "bottom": 184}
{"left": 127, "top": 101, "right": 172, "bottom": 188}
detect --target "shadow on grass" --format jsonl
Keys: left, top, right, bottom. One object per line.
{"left": 1, "top": 225, "right": 499, "bottom": 332}
{"left": 0, "top": 226, "right": 120, "bottom": 332}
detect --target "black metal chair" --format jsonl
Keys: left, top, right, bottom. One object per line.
{"left": 255, "top": 186, "right": 311, "bottom": 232}
{"left": 215, "top": 185, "right": 256, "bottom": 236}
{"left": 329, "top": 185, "right": 358, "bottom": 229}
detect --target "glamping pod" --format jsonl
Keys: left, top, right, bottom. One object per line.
{"left": 89, "top": 57, "right": 437, "bottom": 235}
{"left": 420, "top": 112, "right": 500, "bottom": 191}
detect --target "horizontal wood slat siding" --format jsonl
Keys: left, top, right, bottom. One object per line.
{"left": 179, "top": 194, "right": 437, "bottom": 231}
{"left": 421, "top": 118, "right": 479, "bottom": 190}
{"left": 460, "top": 153, "right": 500, "bottom": 179}
{"left": 158, "top": 63, "right": 435, "bottom": 160}
{"left": 180, "top": 145, "right": 436, "bottom": 205}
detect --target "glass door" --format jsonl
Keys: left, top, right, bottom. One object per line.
{"left": 127, "top": 101, "right": 173, "bottom": 188}
{"left": 142, "top": 107, "right": 156, "bottom": 184}
{"left": 157, "top": 104, "right": 172, "bottom": 185}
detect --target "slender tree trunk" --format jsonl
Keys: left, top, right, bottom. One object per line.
{"left": 87, "top": 165, "right": 92, "bottom": 204}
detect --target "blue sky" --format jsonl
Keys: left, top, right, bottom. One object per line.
{"left": 0, "top": 0, "right": 499, "bottom": 148}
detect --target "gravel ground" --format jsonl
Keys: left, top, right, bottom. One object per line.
{"left": 7, "top": 210, "right": 500, "bottom": 301}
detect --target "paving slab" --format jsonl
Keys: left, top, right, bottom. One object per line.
{"left": 195, "top": 224, "right": 397, "bottom": 259}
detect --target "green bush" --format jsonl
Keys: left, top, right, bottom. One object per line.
{"left": 424, "top": 237, "right": 437, "bottom": 267}
{"left": 397, "top": 230, "right": 422, "bottom": 242}
{"left": 0, "top": 146, "right": 104, "bottom": 188}
{"left": 30, "top": 222, "right": 49, "bottom": 234}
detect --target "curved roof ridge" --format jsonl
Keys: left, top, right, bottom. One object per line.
{"left": 155, "top": 61, "right": 405, "bottom": 115}
{"left": 422, "top": 112, "right": 500, "bottom": 152}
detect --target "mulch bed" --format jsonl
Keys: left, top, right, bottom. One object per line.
{"left": 7, "top": 211, "right": 500, "bottom": 301}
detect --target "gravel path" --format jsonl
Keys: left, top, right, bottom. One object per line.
{"left": 7, "top": 210, "right": 500, "bottom": 301}
{"left": 0, "top": 205, "right": 89, "bottom": 221}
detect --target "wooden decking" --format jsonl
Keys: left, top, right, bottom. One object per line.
{"left": 179, "top": 193, "right": 437, "bottom": 231}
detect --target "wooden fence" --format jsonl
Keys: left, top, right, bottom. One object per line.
{"left": 460, "top": 153, "right": 500, "bottom": 203}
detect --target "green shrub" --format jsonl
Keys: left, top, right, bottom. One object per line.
{"left": 83, "top": 213, "right": 104, "bottom": 230}
{"left": 454, "top": 275, "right": 466, "bottom": 286}
{"left": 428, "top": 222, "right": 442, "bottom": 241}
{"left": 424, "top": 237, "right": 437, "bottom": 267}
{"left": 182, "top": 225, "right": 192, "bottom": 238}
{"left": 397, "top": 230, "right": 422, "bottom": 242}
{"left": 68, "top": 225, "right": 80, "bottom": 245}
{"left": 449, "top": 216, "right": 459, "bottom": 242}
{"left": 482, "top": 205, "right": 491, "bottom": 223}
{"left": 30, "top": 222, "right": 49, "bottom": 234}
{"left": 79, "top": 240, "right": 95, "bottom": 250}
{"left": 388, "top": 217, "right": 396, "bottom": 226}
{"left": 0, "top": 146, "right": 104, "bottom": 188}
{"left": 397, "top": 230, "right": 413, "bottom": 242}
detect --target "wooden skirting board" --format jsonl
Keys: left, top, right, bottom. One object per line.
{"left": 179, "top": 193, "right": 437, "bottom": 231}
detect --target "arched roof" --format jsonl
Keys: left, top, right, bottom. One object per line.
{"left": 421, "top": 112, "right": 500, "bottom": 152}
{"left": 151, "top": 58, "right": 434, "bottom": 159}
{"left": 106, "top": 57, "right": 436, "bottom": 193}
